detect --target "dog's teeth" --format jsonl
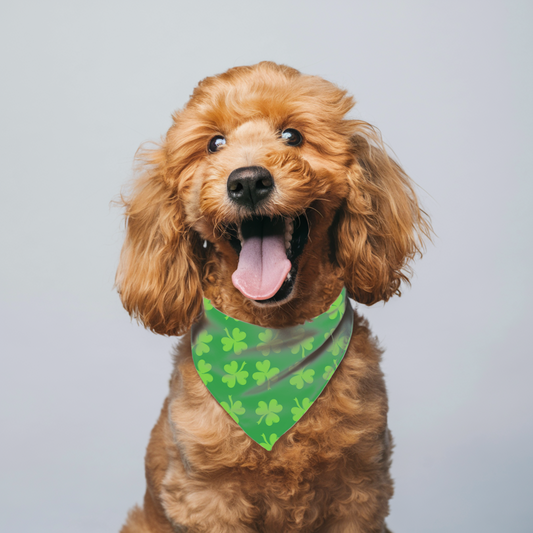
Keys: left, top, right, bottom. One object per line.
{"left": 237, "top": 225, "right": 244, "bottom": 243}
{"left": 203, "top": 240, "right": 208, "bottom": 248}
{"left": 284, "top": 218, "right": 294, "bottom": 249}
{"left": 285, "top": 218, "right": 294, "bottom": 234}
{"left": 286, "top": 272, "right": 291, "bottom": 281}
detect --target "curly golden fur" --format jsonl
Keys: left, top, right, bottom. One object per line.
{"left": 116, "top": 62, "right": 430, "bottom": 533}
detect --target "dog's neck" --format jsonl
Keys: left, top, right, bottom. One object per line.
{"left": 202, "top": 276, "right": 345, "bottom": 328}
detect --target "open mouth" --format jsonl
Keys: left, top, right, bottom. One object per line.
{"left": 227, "top": 214, "right": 309, "bottom": 303}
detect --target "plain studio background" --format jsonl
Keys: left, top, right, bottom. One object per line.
{"left": 1, "top": 1, "right": 531, "bottom": 531}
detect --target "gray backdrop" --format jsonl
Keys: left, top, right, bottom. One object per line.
{"left": 1, "top": 1, "right": 531, "bottom": 531}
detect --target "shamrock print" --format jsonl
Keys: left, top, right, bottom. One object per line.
{"left": 291, "top": 397, "right": 312, "bottom": 422}
{"left": 323, "top": 359, "right": 338, "bottom": 380}
{"left": 324, "top": 326, "right": 335, "bottom": 340}
{"left": 256, "top": 399, "right": 283, "bottom": 426}
{"left": 252, "top": 360, "right": 280, "bottom": 386}
{"left": 290, "top": 368, "right": 315, "bottom": 389}
{"left": 290, "top": 333, "right": 315, "bottom": 358}
{"left": 257, "top": 329, "right": 282, "bottom": 356}
{"left": 327, "top": 334, "right": 350, "bottom": 357}
{"left": 222, "top": 327, "right": 248, "bottom": 355}
{"left": 259, "top": 433, "right": 278, "bottom": 451}
{"left": 327, "top": 292, "right": 345, "bottom": 320}
{"left": 197, "top": 359, "right": 213, "bottom": 386}
{"left": 194, "top": 289, "right": 351, "bottom": 450}
{"left": 220, "top": 395, "right": 246, "bottom": 423}
{"left": 222, "top": 361, "right": 249, "bottom": 388}
{"left": 194, "top": 330, "right": 213, "bottom": 356}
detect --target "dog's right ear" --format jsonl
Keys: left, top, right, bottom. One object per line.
{"left": 115, "top": 144, "right": 203, "bottom": 336}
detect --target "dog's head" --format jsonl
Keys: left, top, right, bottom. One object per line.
{"left": 117, "top": 62, "right": 430, "bottom": 334}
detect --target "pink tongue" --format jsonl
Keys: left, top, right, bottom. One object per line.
{"left": 232, "top": 233, "right": 291, "bottom": 300}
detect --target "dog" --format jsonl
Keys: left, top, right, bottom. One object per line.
{"left": 116, "top": 61, "right": 430, "bottom": 533}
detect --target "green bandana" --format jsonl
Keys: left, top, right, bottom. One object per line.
{"left": 191, "top": 288, "right": 353, "bottom": 450}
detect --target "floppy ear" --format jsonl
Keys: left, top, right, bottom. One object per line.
{"left": 116, "top": 145, "right": 203, "bottom": 336}
{"left": 336, "top": 122, "right": 431, "bottom": 305}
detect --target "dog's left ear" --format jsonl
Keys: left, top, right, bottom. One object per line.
{"left": 335, "top": 122, "right": 431, "bottom": 305}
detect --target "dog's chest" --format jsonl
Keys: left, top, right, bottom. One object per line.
{"left": 161, "top": 328, "right": 389, "bottom": 531}
{"left": 163, "top": 428, "right": 348, "bottom": 532}
{"left": 165, "top": 380, "right": 353, "bottom": 527}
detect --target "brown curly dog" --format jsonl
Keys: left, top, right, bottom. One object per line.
{"left": 116, "top": 61, "right": 430, "bottom": 533}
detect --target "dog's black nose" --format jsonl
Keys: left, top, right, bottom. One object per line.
{"left": 227, "top": 166, "right": 274, "bottom": 209}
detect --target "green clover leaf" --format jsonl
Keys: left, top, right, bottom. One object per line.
{"left": 324, "top": 326, "right": 335, "bottom": 340}
{"left": 221, "top": 327, "right": 248, "bottom": 355}
{"left": 194, "top": 330, "right": 213, "bottom": 356}
{"left": 203, "top": 299, "right": 214, "bottom": 311}
{"left": 327, "top": 292, "right": 344, "bottom": 320}
{"left": 290, "top": 335, "right": 315, "bottom": 358}
{"left": 197, "top": 359, "right": 213, "bottom": 386}
{"left": 289, "top": 368, "right": 315, "bottom": 389}
{"left": 328, "top": 335, "right": 349, "bottom": 356}
{"left": 257, "top": 329, "right": 282, "bottom": 356}
{"left": 252, "top": 360, "right": 280, "bottom": 386}
{"left": 256, "top": 399, "right": 283, "bottom": 426}
{"left": 222, "top": 361, "right": 249, "bottom": 388}
{"left": 291, "top": 397, "right": 312, "bottom": 422}
{"left": 220, "top": 395, "right": 246, "bottom": 423}
{"left": 259, "top": 433, "right": 278, "bottom": 451}
{"left": 323, "top": 359, "right": 338, "bottom": 380}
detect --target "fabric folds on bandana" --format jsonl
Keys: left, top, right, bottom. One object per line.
{"left": 191, "top": 288, "right": 353, "bottom": 451}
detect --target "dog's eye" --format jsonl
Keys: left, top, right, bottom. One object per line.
{"left": 281, "top": 129, "right": 303, "bottom": 147}
{"left": 208, "top": 135, "right": 226, "bottom": 153}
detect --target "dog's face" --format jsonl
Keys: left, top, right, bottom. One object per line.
{"left": 182, "top": 65, "right": 356, "bottom": 308}
{"left": 117, "top": 62, "right": 429, "bottom": 334}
